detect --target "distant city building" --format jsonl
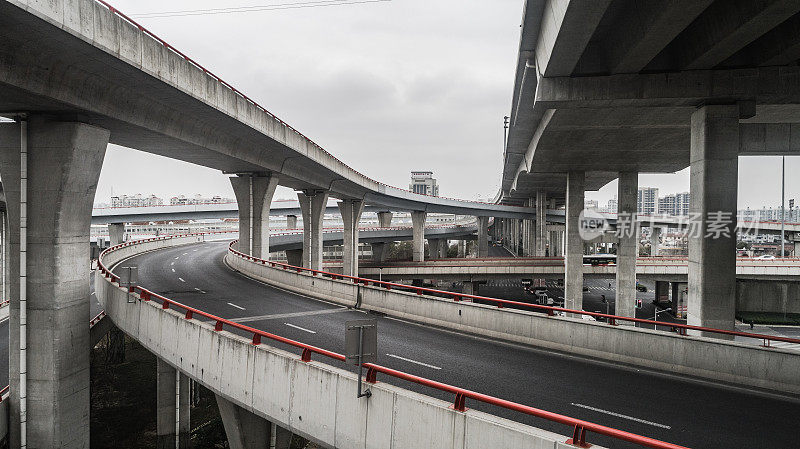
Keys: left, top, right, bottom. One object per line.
{"left": 110, "top": 194, "right": 163, "bottom": 208}
{"left": 169, "top": 194, "right": 234, "bottom": 206}
{"left": 409, "top": 171, "right": 439, "bottom": 196}
{"left": 637, "top": 187, "right": 659, "bottom": 215}
{"left": 658, "top": 192, "right": 690, "bottom": 216}
{"left": 605, "top": 196, "right": 617, "bottom": 214}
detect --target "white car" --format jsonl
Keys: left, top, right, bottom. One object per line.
{"left": 754, "top": 255, "right": 776, "bottom": 260}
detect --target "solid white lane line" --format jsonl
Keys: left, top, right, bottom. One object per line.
{"left": 178, "top": 277, "right": 185, "bottom": 283}
{"left": 385, "top": 354, "right": 442, "bottom": 370}
{"left": 570, "top": 403, "right": 671, "bottom": 429}
{"left": 284, "top": 323, "right": 316, "bottom": 334}
{"left": 227, "top": 302, "right": 245, "bottom": 310}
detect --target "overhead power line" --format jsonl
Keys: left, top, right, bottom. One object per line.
{"left": 132, "top": 0, "right": 392, "bottom": 19}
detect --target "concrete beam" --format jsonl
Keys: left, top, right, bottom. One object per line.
{"left": 589, "top": 0, "right": 714, "bottom": 74}
{"left": 721, "top": 13, "right": 800, "bottom": 67}
{"left": 535, "top": 0, "right": 611, "bottom": 77}
{"left": 647, "top": 0, "right": 800, "bottom": 70}
{"left": 739, "top": 123, "right": 800, "bottom": 155}
{"left": 688, "top": 105, "right": 739, "bottom": 336}
{"left": 0, "top": 119, "right": 109, "bottom": 448}
{"left": 535, "top": 67, "right": 800, "bottom": 109}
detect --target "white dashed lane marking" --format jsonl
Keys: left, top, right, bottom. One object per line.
{"left": 178, "top": 277, "right": 185, "bottom": 283}
{"left": 570, "top": 403, "right": 671, "bottom": 429}
{"left": 284, "top": 323, "right": 316, "bottom": 334}
{"left": 227, "top": 302, "right": 245, "bottom": 310}
{"left": 386, "top": 354, "right": 442, "bottom": 370}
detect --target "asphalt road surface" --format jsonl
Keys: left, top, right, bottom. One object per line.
{"left": 110, "top": 241, "right": 799, "bottom": 449}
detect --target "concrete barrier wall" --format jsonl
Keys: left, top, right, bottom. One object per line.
{"left": 98, "top": 237, "right": 585, "bottom": 449}
{"left": 737, "top": 279, "right": 800, "bottom": 315}
{"left": 227, "top": 251, "right": 800, "bottom": 395}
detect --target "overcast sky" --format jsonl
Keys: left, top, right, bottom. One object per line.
{"left": 95, "top": 0, "right": 796, "bottom": 209}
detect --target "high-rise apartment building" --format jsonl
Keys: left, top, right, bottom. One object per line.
{"left": 409, "top": 171, "right": 439, "bottom": 196}
{"left": 637, "top": 187, "right": 659, "bottom": 215}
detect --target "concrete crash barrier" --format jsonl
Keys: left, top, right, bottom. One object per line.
{"left": 226, "top": 248, "right": 800, "bottom": 396}
{"left": 97, "top": 236, "right": 593, "bottom": 449}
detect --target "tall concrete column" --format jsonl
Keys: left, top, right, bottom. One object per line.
{"left": 216, "top": 395, "right": 272, "bottom": 449}
{"left": 286, "top": 214, "right": 298, "bottom": 229}
{"left": 477, "top": 216, "right": 489, "bottom": 258}
{"left": 338, "top": 199, "right": 365, "bottom": 276}
{"left": 616, "top": 171, "right": 638, "bottom": 320}
{"left": 512, "top": 219, "right": 520, "bottom": 255}
{"left": 371, "top": 242, "right": 387, "bottom": 262}
{"left": 377, "top": 211, "right": 393, "bottom": 227}
{"left": 230, "top": 173, "right": 280, "bottom": 259}
{"left": 108, "top": 222, "right": 125, "bottom": 246}
{"left": 427, "top": 238, "right": 444, "bottom": 259}
{"left": 536, "top": 190, "right": 548, "bottom": 256}
{"left": 457, "top": 239, "right": 466, "bottom": 258}
{"left": 688, "top": 104, "right": 739, "bottom": 334}
{"left": 0, "top": 119, "right": 109, "bottom": 448}
{"left": 565, "top": 171, "right": 585, "bottom": 313}
{"left": 157, "top": 359, "right": 191, "bottom": 449}
{"left": 297, "top": 190, "right": 329, "bottom": 270}
{"left": 411, "top": 211, "right": 427, "bottom": 262}
{"left": 651, "top": 227, "right": 662, "bottom": 256}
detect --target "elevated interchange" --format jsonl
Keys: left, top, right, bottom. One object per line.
{"left": 1, "top": 0, "right": 800, "bottom": 448}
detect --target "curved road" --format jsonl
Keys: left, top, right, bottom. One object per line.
{"left": 115, "top": 241, "right": 800, "bottom": 449}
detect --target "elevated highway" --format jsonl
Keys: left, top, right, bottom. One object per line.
{"left": 353, "top": 257, "right": 800, "bottom": 281}
{"left": 100, "top": 235, "right": 800, "bottom": 449}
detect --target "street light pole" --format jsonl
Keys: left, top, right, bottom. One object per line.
{"left": 782, "top": 156, "right": 786, "bottom": 258}
{"left": 503, "top": 116, "right": 509, "bottom": 151}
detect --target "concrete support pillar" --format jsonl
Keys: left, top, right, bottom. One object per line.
{"left": 411, "top": 211, "right": 427, "bottom": 262}
{"left": 536, "top": 190, "right": 548, "bottom": 256}
{"left": 216, "top": 395, "right": 272, "bottom": 449}
{"left": 108, "top": 222, "right": 125, "bottom": 246}
{"left": 371, "top": 242, "right": 387, "bottom": 262}
{"left": 477, "top": 216, "right": 489, "bottom": 258}
{"left": 457, "top": 240, "right": 466, "bottom": 258}
{"left": 286, "top": 214, "right": 298, "bottom": 229}
{"left": 655, "top": 280, "right": 669, "bottom": 303}
{"left": 427, "top": 238, "right": 443, "bottom": 259}
{"left": 688, "top": 104, "right": 739, "bottom": 334}
{"left": 156, "top": 359, "right": 190, "bottom": 449}
{"left": 230, "top": 173, "right": 279, "bottom": 258}
{"left": 297, "top": 190, "right": 329, "bottom": 270}
{"left": 616, "top": 171, "right": 638, "bottom": 320}
{"left": 565, "top": 171, "right": 585, "bottom": 313}
{"left": 651, "top": 227, "right": 662, "bottom": 256}
{"left": 377, "top": 211, "right": 393, "bottom": 227}
{"left": 462, "top": 280, "right": 479, "bottom": 296}
{"left": 0, "top": 119, "right": 109, "bottom": 448}
{"left": 338, "top": 199, "right": 365, "bottom": 276}
{"left": 512, "top": 219, "right": 520, "bottom": 255}
{"left": 285, "top": 249, "right": 303, "bottom": 267}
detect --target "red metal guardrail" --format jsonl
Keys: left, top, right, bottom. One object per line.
{"left": 97, "top": 233, "right": 690, "bottom": 449}
{"left": 228, "top": 241, "right": 800, "bottom": 347}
